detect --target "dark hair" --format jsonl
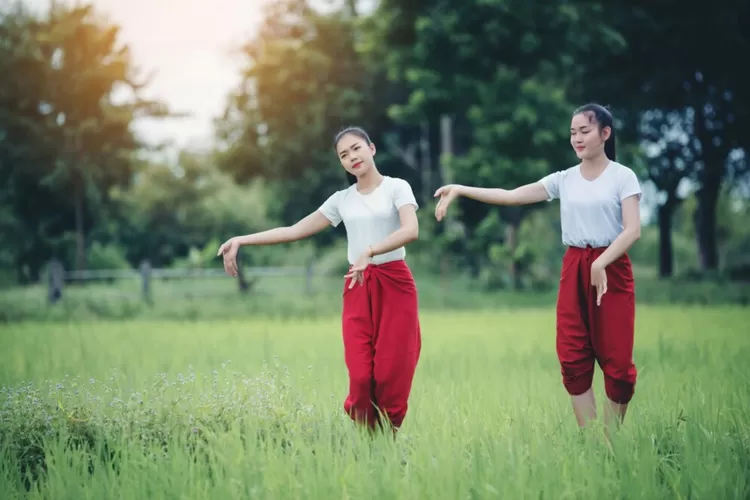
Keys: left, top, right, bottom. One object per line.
{"left": 333, "top": 126, "right": 372, "bottom": 151}
{"left": 573, "top": 103, "right": 616, "bottom": 161}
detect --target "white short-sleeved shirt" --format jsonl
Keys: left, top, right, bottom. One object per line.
{"left": 317, "top": 176, "right": 419, "bottom": 265}
{"left": 539, "top": 161, "right": 642, "bottom": 248}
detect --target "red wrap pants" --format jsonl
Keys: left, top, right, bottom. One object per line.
{"left": 341, "top": 259, "right": 422, "bottom": 430}
{"left": 556, "top": 246, "right": 637, "bottom": 404}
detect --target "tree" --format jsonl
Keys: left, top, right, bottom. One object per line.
{"left": 369, "top": 0, "right": 627, "bottom": 287}
{"left": 214, "top": 0, "right": 370, "bottom": 249}
{"left": 577, "top": 0, "right": 750, "bottom": 273}
{"left": 638, "top": 108, "right": 696, "bottom": 277}
{"left": 0, "top": 2, "right": 172, "bottom": 280}
{"left": 38, "top": 3, "right": 171, "bottom": 271}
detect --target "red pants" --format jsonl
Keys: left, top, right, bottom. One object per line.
{"left": 556, "top": 246, "right": 637, "bottom": 404}
{"left": 341, "top": 259, "right": 422, "bottom": 430}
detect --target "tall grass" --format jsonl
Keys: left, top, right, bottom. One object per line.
{"left": 1, "top": 306, "right": 749, "bottom": 498}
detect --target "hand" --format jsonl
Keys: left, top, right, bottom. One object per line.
{"left": 343, "top": 247, "right": 372, "bottom": 289}
{"left": 433, "top": 184, "right": 462, "bottom": 221}
{"left": 216, "top": 237, "right": 240, "bottom": 277}
{"left": 591, "top": 259, "right": 607, "bottom": 306}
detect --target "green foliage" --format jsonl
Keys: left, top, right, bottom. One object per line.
{"left": 214, "top": 0, "right": 369, "bottom": 234}
{"left": 110, "top": 150, "right": 274, "bottom": 268}
{"left": 368, "top": 0, "right": 636, "bottom": 284}
{"left": 0, "top": 0, "right": 748, "bottom": 293}
{"left": 0, "top": 2, "right": 171, "bottom": 280}
{"left": 85, "top": 242, "right": 130, "bottom": 271}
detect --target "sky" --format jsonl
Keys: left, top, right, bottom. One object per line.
{"left": 26, "top": 0, "right": 268, "bottom": 152}
{"left": 23, "top": 0, "right": 373, "bottom": 154}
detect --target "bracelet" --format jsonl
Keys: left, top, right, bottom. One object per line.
{"left": 367, "top": 245, "right": 374, "bottom": 258}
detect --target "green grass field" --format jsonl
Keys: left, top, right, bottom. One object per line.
{"left": 1, "top": 306, "right": 749, "bottom": 498}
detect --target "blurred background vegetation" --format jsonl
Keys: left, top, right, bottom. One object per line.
{"left": 0, "top": 0, "right": 748, "bottom": 322}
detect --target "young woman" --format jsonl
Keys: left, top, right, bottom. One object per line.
{"left": 217, "top": 126, "right": 422, "bottom": 434}
{"left": 433, "top": 103, "right": 642, "bottom": 429}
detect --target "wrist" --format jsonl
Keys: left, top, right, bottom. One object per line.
{"left": 366, "top": 245, "right": 375, "bottom": 258}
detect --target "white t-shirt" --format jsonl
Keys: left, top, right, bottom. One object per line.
{"left": 539, "top": 161, "right": 642, "bottom": 248}
{"left": 318, "top": 176, "right": 419, "bottom": 264}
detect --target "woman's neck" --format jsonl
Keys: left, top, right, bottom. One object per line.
{"left": 356, "top": 169, "right": 384, "bottom": 194}
{"left": 580, "top": 154, "right": 611, "bottom": 175}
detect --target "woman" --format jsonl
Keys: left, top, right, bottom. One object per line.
{"left": 217, "top": 126, "right": 422, "bottom": 434}
{"left": 433, "top": 103, "right": 642, "bottom": 429}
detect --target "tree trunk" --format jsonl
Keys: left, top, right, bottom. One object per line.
{"left": 419, "top": 120, "right": 431, "bottom": 203}
{"left": 504, "top": 208, "right": 523, "bottom": 289}
{"left": 693, "top": 176, "right": 721, "bottom": 272}
{"left": 75, "top": 180, "right": 86, "bottom": 272}
{"left": 657, "top": 201, "right": 675, "bottom": 278}
{"left": 692, "top": 102, "right": 725, "bottom": 273}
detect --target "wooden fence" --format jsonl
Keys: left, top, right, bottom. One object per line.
{"left": 46, "top": 257, "right": 319, "bottom": 304}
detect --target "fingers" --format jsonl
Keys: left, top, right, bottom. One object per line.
{"left": 348, "top": 272, "right": 363, "bottom": 289}
{"left": 434, "top": 196, "right": 449, "bottom": 221}
{"left": 346, "top": 270, "right": 364, "bottom": 288}
{"left": 217, "top": 239, "right": 240, "bottom": 278}
{"left": 344, "top": 264, "right": 367, "bottom": 278}
{"left": 225, "top": 257, "right": 237, "bottom": 277}
{"left": 434, "top": 186, "right": 446, "bottom": 198}
{"left": 596, "top": 281, "right": 608, "bottom": 306}
{"left": 434, "top": 199, "right": 443, "bottom": 221}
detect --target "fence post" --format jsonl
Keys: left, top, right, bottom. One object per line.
{"left": 140, "top": 260, "right": 152, "bottom": 303}
{"left": 305, "top": 260, "right": 314, "bottom": 295}
{"left": 236, "top": 252, "right": 250, "bottom": 293}
{"left": 48, "top": 259, "right": 64, "bottom": 304}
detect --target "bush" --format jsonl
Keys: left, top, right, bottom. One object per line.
{"left": 0, "top": 361, "right": 320, "bottom": 489}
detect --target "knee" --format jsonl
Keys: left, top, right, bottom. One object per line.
{"left": 349, "top": 374, "right": 373, "bottom": 398}
{"left": 559, "top": 360, "right": 594, "bottom": 396}
{"left": 378, "top": 403, "right": 408, "bottom": 429}
{"left": 604, "top": 374, "right": 635, "bottom": 404}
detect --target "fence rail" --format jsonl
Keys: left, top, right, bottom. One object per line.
{"left": 46, "top": 258, "right": 320, "bottom": 304}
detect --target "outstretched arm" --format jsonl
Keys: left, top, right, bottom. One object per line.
{"left": 217, "top": 210, "right": 331, "bottom": 276}
{"left": 232, "top": 211, "right": 332, "bottom": 247}
{"left": 445, "top": 182, "right": 549, "bottom": 205}
{"left": 434, "top": 182, "right": 550, "bottom": 221}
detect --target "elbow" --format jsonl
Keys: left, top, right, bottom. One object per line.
{"left": 282, "top": 226, "right": 300, "bottom": 243}
{"left": 404, "top": 224, "right": 419, "bottom": 243}
{"left": 505, "top": 188, "right": 522, "bottom": 206}
{"left": 628, "top": 225, "right": 641, "bottom": 242}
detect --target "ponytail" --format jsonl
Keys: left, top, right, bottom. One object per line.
{"left": 604, "top": 127, "right": 616, "bottom": 161}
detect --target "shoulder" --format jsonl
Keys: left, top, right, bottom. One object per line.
{"left": 609, "top": 161, "right": 641, "bottom": 186}
{"left": 608, "top": 162, "right": 642, "bottom": 200}
{"left": 383, "top": 176, "right": 414, "bottom": 191}
{"left": 610, "top": 161, "right": 637, "bottom": 176}
{"left": 384, "top": 176, "right": 419, "bottom": 208}
{"left": 333, "top": 184, "right": 358, "bottom": 199}
{"left": 321, "top": 184, "right": 356, "bottom": 207}
{"left": 540, "top": 164, "right": 580, "bottom": 185}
